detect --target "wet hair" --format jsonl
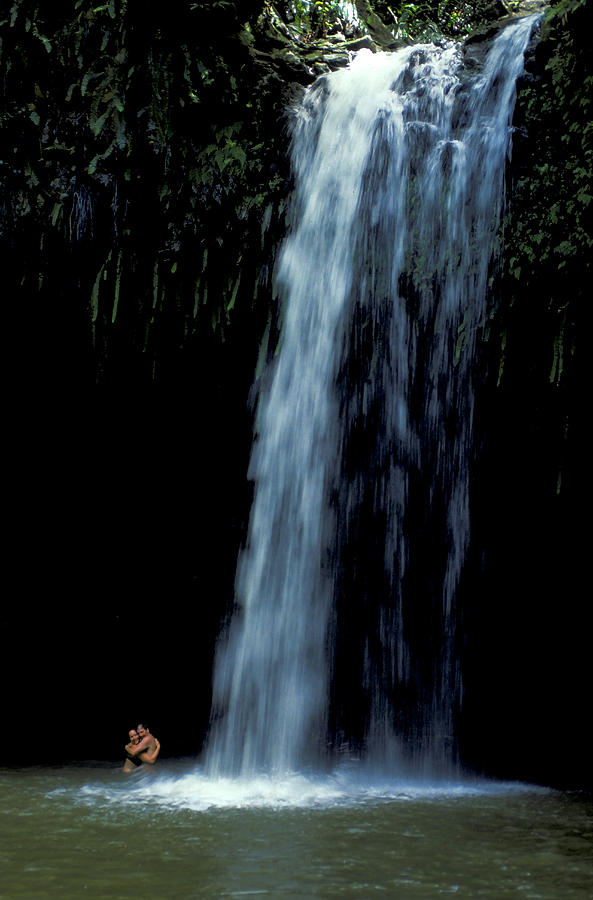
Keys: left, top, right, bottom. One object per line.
{"left": 137, "top": 723, "right": 147, "bottom": 731}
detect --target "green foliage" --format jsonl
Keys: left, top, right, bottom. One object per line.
{"left": 370, "top": 0, "right": 507, "bottom": 39}
{"left": 279, "top": 0, "right": 507, "bottom": 44}
{"left": 277, "top": 1, "right": 363, "bottom": 39}
{"left": 289, "top": 0, "right": 348, "bottom": 33}
{"left": 3, "top": 0, "right": 588, "bottom": 403}
{"left": 545, "top": 0, "right": 589, "bottom": 22}
{"left": 1, "top": 0, "right": 285, "bottom": 380}
{"left": 505, "top": 0, "right": 592, "bottom": 300}
{"left": 308, "top": 0, "right": 348, "bottom": 35}
{"left": 493, "top": 0, "right": 590, "bottom": 492}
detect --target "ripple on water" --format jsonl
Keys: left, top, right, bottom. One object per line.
{"left": 2, "top": 765, "right": 591, "bottom": 900}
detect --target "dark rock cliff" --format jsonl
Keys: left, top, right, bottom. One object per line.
{"left": 1, "top": 0, "right": 589, "bottom": 787}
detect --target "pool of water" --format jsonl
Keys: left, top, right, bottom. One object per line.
{"left": 1, "top": 762, "right": 591, "bottom": 898}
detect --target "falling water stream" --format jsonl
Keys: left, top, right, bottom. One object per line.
{"left": 206, "top": 14, "right": 542, "bottom": 777}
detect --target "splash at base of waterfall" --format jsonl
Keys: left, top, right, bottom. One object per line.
{"left": 62, "top": 762, "right": 547, "bottom": 813}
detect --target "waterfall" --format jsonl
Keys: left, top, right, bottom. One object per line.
{"left": 205, "top": 15, "right": 540, "bottom": 777}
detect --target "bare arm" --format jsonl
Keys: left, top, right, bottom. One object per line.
{"left": 142, "top": 738, "right": 160, "bottom": 765}
{"left": 126, "top": 735, "right": 152, "bottom": 757}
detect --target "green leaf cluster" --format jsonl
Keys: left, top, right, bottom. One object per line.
{"left": 367, "top": 0, "right": 511, "bottom": 40}
{"left": 504, "top": 0, "right": 591, "bottom": 351}
{"left": 493, "top": 0, "right": 590, "bottom": 493}
{"left": 1, "top": 0, "right": 287, "bottom": 380}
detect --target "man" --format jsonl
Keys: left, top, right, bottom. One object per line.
{"left": 123, "top": 723, "right": 160, "bottom": 770}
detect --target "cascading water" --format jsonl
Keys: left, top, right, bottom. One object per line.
{"left": 205, "top": 14, "right": 540, "bottom": 778}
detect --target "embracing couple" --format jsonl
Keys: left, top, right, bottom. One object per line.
{"left": 123, "top": 723, "right": 160, "bottom": 773}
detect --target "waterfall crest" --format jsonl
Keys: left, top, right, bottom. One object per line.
{"left": 205, "top": 15, "right": 540, "bottom": 777}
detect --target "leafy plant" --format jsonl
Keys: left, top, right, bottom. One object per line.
{"left": 492, "top": 0, "right": 590, "bottom": 493}
{"left": 0, "top": 0, "right": 283, "bottom": 381}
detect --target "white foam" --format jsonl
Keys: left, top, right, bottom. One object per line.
{"left": 67, "top": 763, "right": 548, "bottom": 813}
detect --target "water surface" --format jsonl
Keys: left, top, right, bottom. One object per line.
{"left": 1, "top": 763, "right": 591, "bottom": 898}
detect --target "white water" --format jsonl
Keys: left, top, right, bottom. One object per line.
{"left": 206, "top": 15, "right": 540, "bottom": 778}
{"left": 50, "top": 762, "right": 546, "bottom": 814}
